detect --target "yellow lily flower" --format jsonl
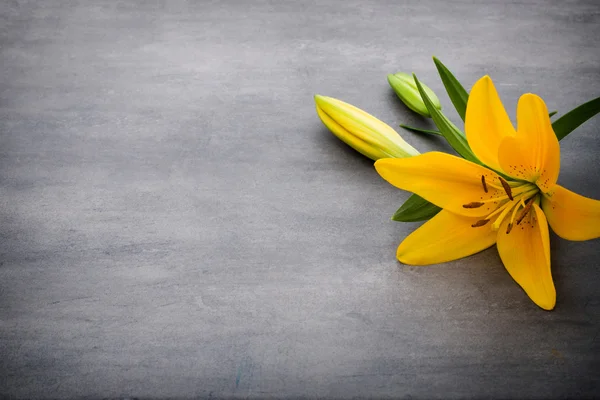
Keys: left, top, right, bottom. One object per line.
{"left": 374, "top": 75, "right": 600, "bottom": 310}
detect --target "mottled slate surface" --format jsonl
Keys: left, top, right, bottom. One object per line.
{"left": 1, "top": 0, "right": 599, "bottom": 398}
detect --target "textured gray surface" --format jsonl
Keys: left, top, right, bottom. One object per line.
{"left": 1, "top": 0, "right": 600, "bottom": 398}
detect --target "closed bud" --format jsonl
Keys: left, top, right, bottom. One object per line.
{"left": 314, "top": 95, "right": 419, "bottom": 160}
{"left": 387, "top": 72, "right": 442, "bottom": 117}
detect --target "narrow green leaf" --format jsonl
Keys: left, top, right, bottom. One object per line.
{"left": 413, "top": 74, "right": 481, "bottom": 164}
{"left": 549, "top": 111, "right": 557, "bottom": 118}
{"left": 552, "top": 96, "right": 600, "bottom": 141}
{"left": 392, "top": 194, "right": 441, "bottom": 222}
{"left": 399, "top": 124, "right": 442, "bottom": 136}
{"left": 433, "top": 57, "right": 469, "bottom": 123}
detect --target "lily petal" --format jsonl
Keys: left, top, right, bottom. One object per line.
{"left": 465, "top": 76, "right": 516, "bottom": 173}
{"left": 498, "top": 94, "right": 560, "bottom": 193}
{"left": 542, "top": 184, "right": 600, "bottom": 241}
{"left": 497, "top": 203, "right": 555, "bottom": 310}
{"left": 375, "top": 152, "right": 508, "bottom": 218}
{"left": 397, "top": 210, "right": 497, "bottom": 265}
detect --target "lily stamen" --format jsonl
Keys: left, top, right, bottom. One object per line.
{"left": 506, "top": 223, "right": 513, "bottom": 234}
{"left": 463, "top": 202, "right": 485, "bottom": 208}
{"left": 471, "top": 219, "right": 490, "bottom": 227}
{"left": 472, "top": 187, "right": 538, "bottom": 231}
{"left": 492, "top": 200, "right": 517, "bottom": 230}
{"left": 516, "top": 198, "right": 534, "bottom": 225}
{"left": 481, "top": 175, "right": 488, "bottom": 193}
{"left": 499, "top": 177, "right": 513, "bottom": 200}
{"left": 483, "top": 178, "right": 523, "bottom": 191}
{"left": 468, "top": 183, "right": 537, "bottom": 210}
{"left": 506, "top": 197, "right": 526, "bottom": 232}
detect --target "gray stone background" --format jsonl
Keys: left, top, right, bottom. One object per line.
{"left": 1, "top": 0, "right": 599, "bottom": 398}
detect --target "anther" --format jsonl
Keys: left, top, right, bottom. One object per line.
{"left": 498, "top": 177, "right": 513, "bottom": 200}
{"left": 462, "top": 202, "right": 485, "bottom": 208}
{"left": 506, "top": 223, "right": 513, "bottom": 234}
{"left": 516, "top": 198, "right": 534, "bottom": 225}
{"left": 471, "top": 219, "right": 490, "bottom": 228}
{"left": 481, "top": 175, "right": 488, "bottom": 193}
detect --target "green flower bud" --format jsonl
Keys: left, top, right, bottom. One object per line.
{"left": 387, "top": 72, "right": 442, "bottom": 117}
{"left": 314, "top": 95, "right": 420, "bottom": 160}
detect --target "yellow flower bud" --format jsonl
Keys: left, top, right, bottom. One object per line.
{"left": 387, "top": 72, "right": 442, "bottom": 117}
{"left": 314, "top": 95, "right": 420, "bottom": 160}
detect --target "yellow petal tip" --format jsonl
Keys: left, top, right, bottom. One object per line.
{"left": 534, "top": 297, "right": 556, "bottom": 311}
{"left": 373, "top": 157, "right": 399, "bottom": 176}
{"left": 519, "top": 92, "right": 544, "bottom": 103}
{"left": 474, "top": 75, "right": 492, "bottom": 89}
{"left": 396, "top": 249, "right": 420, "bottom": 266}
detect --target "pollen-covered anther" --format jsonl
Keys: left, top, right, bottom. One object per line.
{"left": 481, "top": 175, "right": 488, "bottom": 193}
{"left": 462, "top": 202, "right": 485, "bottom": 208}
{"left": 471, "top": 219, "right": 490, "bottom": 228}
{"left": 498, "top": 177, "right": 513, "bottom": 200}
{"left": 506, "top": 223, "right": 513, "bottom": 234}
{"left": 516, "top": 198, "right": 534, "bottom": 225}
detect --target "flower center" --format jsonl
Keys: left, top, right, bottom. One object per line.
{"left": 463, "top": 175, "right": 539, "bottom": 234}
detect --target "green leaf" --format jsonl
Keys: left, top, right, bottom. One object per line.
{"left": 433, "top": 57, "right": 469, "bottom": 123}
{"left": 392, "top": 194, "right": 441, "bottom": 222}
{"left": 552, "top": 96, "right": 600, "bottom": 141}
{"left": 549, "top": 111, "right": 557, "bottom": 118}
{"left": 413, "top": 74, "right": 481, "bottom": 164}
{"left": 399, "top": 124, "right": 442, "bottom": 136}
